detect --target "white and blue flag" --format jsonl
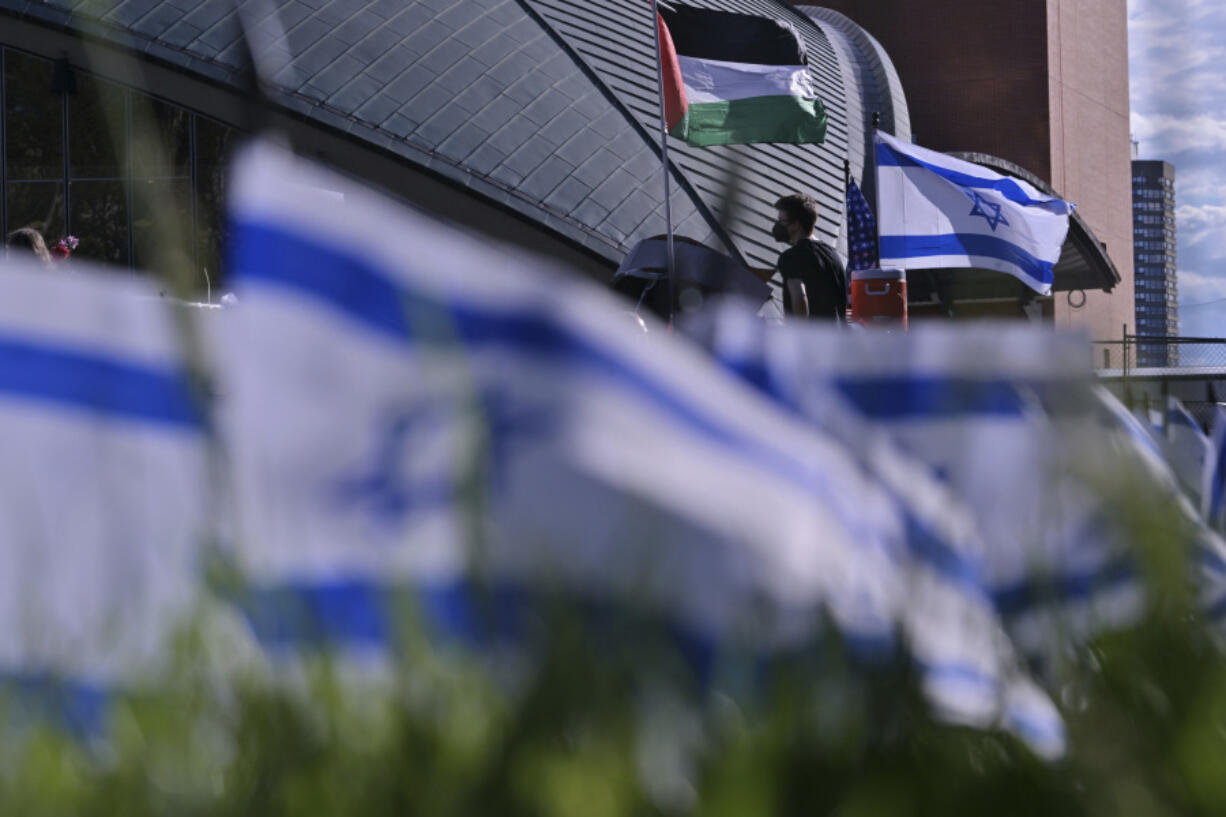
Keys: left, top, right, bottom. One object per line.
{"left": 681, "top": 311, "right": 1171, "bottom": 661}
{"left": 218, "top": 141, "right": 1066, "bottom": 755}
{"left": 0, "top": 262, "right": 212, "bottom": 736}
{"left": 1094, "top": 389, "right": 1226, "bottom": 625}
{"left": 682, "top": 306, "right": 1068, "bottom": 755}
{"left": 1205, "top": 407, "right": 1226, "bottom": 531}
{"left": 1162, "top": 396, "right": 1213, "bottom": 509}
{"left": 875, "top": 131, "right": 1074, "bottom": 295}
{"left": 220, "top": 139, "right": 916, "bottom": 663}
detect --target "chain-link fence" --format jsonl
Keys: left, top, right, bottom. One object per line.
{"left": 1092, "top": 335, "right": 1226, "bottom": 372}
{"left": 1093, "top": 335, "right": 1226, "bottom": 431}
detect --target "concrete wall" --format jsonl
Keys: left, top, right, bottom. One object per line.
{"left": 1045, "top": 0, "right": 1134, "bottom": 342}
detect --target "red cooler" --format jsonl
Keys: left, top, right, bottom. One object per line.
{"left": 850, "top": 267, "right": 907, "bottom": 328}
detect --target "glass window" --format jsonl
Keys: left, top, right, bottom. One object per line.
{"left": 131, "top": 177, "right": 192, "bottom": 274}
{"left": 130, "top": 98, "right": 190, "bottom": 178}
{"left": 195, "top": 116, "right": 236, "bottom": 288}
{"left": 6, "top": 180, "right": 65, "bottom": 240}
{"left": 68, "top": 74, "right": 126, "bottom": 180}
{"left": 69, "top": 180, "right": 129, "bottom": 266}
{"left": 3, "top": 48, "right": 239, "bottom": 280}
{"left": 4, "top": 51, "right": 63, "bottom": 181}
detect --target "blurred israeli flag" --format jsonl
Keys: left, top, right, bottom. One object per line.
{"left": 219, "top": 139, "right": 923, "bottom": 659}
{"left": 685, "top": 311, "right": 1173, "bottom": 652}
{"left": 1094, "top": 389, "right": 1226, "bottom": 623}
{"left": 1204, "top": 406, "right": 1226, "bottom": 530}
{"left": 875, "top": 131, "right": 1073, "bottom": 295}
{"left": 691, "top": 307, "right": 1226, "bottom": 653}
{"left": 218, "top": 141, "right": 1067, "bottom": 755}
{"left": 0, "top": 263, "right": 211, "bottom": 736}
{"left": 1162, "top": 396, "right": 1213, "bottom": 508}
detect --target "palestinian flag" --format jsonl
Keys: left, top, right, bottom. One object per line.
{"left": 656, "top": 4, "right": 827, "bottom": 147}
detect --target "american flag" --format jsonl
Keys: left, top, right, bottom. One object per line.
{"left": 846, "top": 179, "right": 879, "bottom": 271}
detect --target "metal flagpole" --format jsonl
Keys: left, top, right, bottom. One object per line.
{"left": 870, "top": 111, "right": 881, "bottom": 268}
{"left": 650, "top": 0, "right": 677, "bottom": 325}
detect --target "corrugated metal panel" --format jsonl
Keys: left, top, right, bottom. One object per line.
{"left": 4, "top": 0, "right": 726, "bottom": 263}
{"left": 801, "top": 5, "right": 912, "bottom": 180}
{"left": 2, "top": 0, "right": 867, "bottom": 271}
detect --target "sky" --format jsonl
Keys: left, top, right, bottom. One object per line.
{"left": 1129, "top": 0, "right": 1226, "bottom": 337}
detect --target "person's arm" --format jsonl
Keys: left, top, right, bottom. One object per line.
{"left": 786, "top": 278, "right": 809, "bottom": 318}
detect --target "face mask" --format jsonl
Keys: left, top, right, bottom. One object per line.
{"left": 771, "top": 221, "right": 790, "bottom": 242}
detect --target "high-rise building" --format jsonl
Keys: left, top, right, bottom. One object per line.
{"left": 1131, "top": 160, "right": 1179, "bottom": 367}
{"left": 805, "top": 0, "right": 1134, "bottom": 343}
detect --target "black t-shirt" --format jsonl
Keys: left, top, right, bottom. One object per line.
{"left": 779, "top": 239, "right": 846, "bottom": 320}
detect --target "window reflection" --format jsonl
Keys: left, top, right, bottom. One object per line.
{"left": 131, "top": 99, "right": 190, "bottom": 178}
{"left": 69, "top": 180, "right": 129, "bottom": 266}
{"left": 6, "top": 181, "right": 65, "bottom": 240}
{"left": 132, "top": 178, "right": 192, "bottom": 273}
{"left": 68, "top": 74, "right": 126, "bottom": 180}
{"left": 1, "top": 47, "right": 239, "bottom": 292}
{"left": 196, "top": 116, "right": 236, "bottom": 288}
{"left": 4, "top": 51, "right": 64, "bottom": 181}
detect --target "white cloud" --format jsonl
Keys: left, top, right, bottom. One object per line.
{"left": 1131, "top": 111, "right": 1226, "bottom": 156}
{"left": 1176, "top": 203, "right": 1226, "bottom": 247}
{"left": 1131, "top": 68, "right": 1226, "bottom": 115}
{"left": 1173, "top": 165, "right": 1225, "bottom": 200}
{"left": 1177, "top": 203, "right": 1226, "bottom": 265}
{"left": 1129, "top": 0, "right": 1225, "bottom": 32}
{"left": 1127, "top": 0, "right": 1226, "bottom": 335}
{"left": 1131, "top": 42, "right": 1224, "bottom": 82}
{"left": 1177, "top": 270, "right": 1226, "bottom": 338}
{"left": 1129, "top": 0, "right": 1226, "bottom": 117}
{"left": 1178, "top": 269, "right": 1226, "bottom": 305}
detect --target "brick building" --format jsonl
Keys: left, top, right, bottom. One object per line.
{"left": 805, "top": 0, "right": 1133, "bottom": 342}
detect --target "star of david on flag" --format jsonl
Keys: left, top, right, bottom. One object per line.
{"left": 875, "top": 131, "right": 1074, "bottom": 295}
{"left": 845, "top": 179, "right": 879, "bottom": 272}
{"left": 967, "top": 190, "right": 1009, "bottom": 232}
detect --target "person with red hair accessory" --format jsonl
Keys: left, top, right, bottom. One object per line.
{"left": 50, "top": 235, "right": 79, "bottom": 262}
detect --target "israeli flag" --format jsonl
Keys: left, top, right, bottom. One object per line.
{"left": 221, "top": 141, "right": 1070, "bottom": 756}
{"left": 875, "top": 131, "right": 1074, "bottom": 295}
{"left": 681, "top": 311, "right": 1158, "bottom": 658}
{"left": 690, "top": 306, "right": 1226, "bottom": 708}
{"left": 0, "top": 263, "right": 211, "bottom": 736}
{"left": 1094, "top": 390, "right": 1226, "bottom": 625}
{"left": 220, "top": 140, "right": 928, "bottom": 670}
{"left": 682, "top": 307, "right": 1067, "bottom": 756}
{"left": 1162, "top": 396, "right": 1213, "bottom": 509}
{"left": 1202, "top": 405, "right": 1226, "bottom": 531}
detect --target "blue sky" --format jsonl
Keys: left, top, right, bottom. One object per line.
{"left": 1129, "top": 0, "right": 1226, "bottom": 337}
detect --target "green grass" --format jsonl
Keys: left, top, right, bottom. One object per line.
{"left": 3, "top": 474, "right": 1226, "bottom": 816}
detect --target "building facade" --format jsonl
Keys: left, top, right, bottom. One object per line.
{"left": 2, "top": 47, "right": 236, "bottom": 287}
{"left": 1131, "top": 160, "right": 1179, "bottom": 367}
{"left": 805, "top": 0, "right": 1134, "bottom": 345}
{"left": 0, "top": 0, "right": 911, "bottom": 301}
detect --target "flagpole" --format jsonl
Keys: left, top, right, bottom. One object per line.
{"left": 650, "top": 0, "right": 677, "bottom": 326}
{"left": 870, "top": 111, "right": 881, "bottom": 269}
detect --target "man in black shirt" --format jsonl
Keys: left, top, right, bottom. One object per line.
{"left": 772, "top": 193, "right": 846, "bottom": 321}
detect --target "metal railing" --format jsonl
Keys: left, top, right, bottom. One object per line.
{"left": 1092, "top": 333, "right": 1226, "bottom": 430}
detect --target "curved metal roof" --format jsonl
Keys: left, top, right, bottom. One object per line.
{"left": 798, "top": 6, "right": 910, "bottom": 180}
{"left": 0, "top": 0, "right": 911, "bottom": 272}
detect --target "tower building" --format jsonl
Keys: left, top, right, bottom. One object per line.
{"left": 1131, "top": 160, "right": 1179, "bottom": 366}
